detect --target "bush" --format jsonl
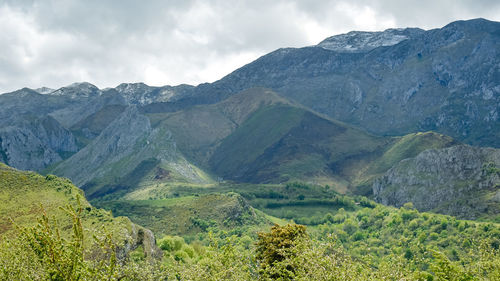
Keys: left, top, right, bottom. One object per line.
{"left": 181, "top": 244, "right": 195, "bottom": 258}
{"left": 158, "top": 235, "right": 185, "bottom": 252}
{"left": 174, "top": 250, "right": 190, "bottom": 262}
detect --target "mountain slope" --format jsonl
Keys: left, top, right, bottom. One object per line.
{"left": 373, "top": 144, "right": 500, "bottom": 220}
{"left": 155, "top": 88, "right": 294, "bottom": 168}
{"left": 143, "top": 88, "right": 391, "bottom": 190}
{"left": 52, "top": 106, "right": 211, "bottom": 199}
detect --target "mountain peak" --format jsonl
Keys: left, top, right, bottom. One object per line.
{"left": 115, "top": 82, "right": 151, "bottom": 93}
{"left": 317, "top": 27, "right": 424, "bottom": 53}
{"left": 49, "top": 82, "right": 100, "bottom": 98}
{"left": 34, "top": 87, "right": 55, "bottom": 95}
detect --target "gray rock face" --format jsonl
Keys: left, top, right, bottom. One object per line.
{"left": 114, "top": 83, "right": 186, "bottom": 105}
{"left": 0, "top": 126, "right": 61, "bottom": 171}
{"left": 0, "top": 116, "right": 78, "bottom": 171}
{"left": 317, "top": 28, "right": 425, "bottom": 53}
{"left": 373, "top": 145, "right": 500, "bottom": 219}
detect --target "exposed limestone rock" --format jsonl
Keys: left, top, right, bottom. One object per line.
{"left": 373, "top": 145, "right": 500, "bottom": 219}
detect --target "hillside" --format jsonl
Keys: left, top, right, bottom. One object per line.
{"left": 95, "top": 192, "right": 274, "bottom": 237}
{"left": 0, "top": 163, "right": 161, "bottom": 259}
{"left": 373, "top": 145, "right": 500, "bottom": 221}
{"left": 51, "top": 106, "right": 212, "bottom": 199}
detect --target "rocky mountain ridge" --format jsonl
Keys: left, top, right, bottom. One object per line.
{"left": 317, "top": 27, "right": 425, "bottom": 52}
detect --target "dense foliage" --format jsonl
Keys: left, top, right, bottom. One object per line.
{"left": 1, "top": 206, "right": 499, "bottom": 280}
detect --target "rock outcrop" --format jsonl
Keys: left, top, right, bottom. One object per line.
{"left": 373, "top": 145, "right": 500, "bottom": 219}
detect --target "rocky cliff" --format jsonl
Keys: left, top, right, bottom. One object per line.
{"left": 0, "top": 116, "right": 78, "bottom": 171}
{"left": 373, "top": 145, "right": 500, "bottom": 219}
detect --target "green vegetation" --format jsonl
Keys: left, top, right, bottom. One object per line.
{"left": 0, "top": 163, "right": 158, "bottom": 260}
{"left": 94, "top": 192, "right": 271, "bottom": 237}
{"left": 2, "top": 149, "right": 500, "bottom": 279}
{"left": 2, "top": 208, "right": 499, "bottom": 280}
{"left": 91, "top": 179, "right": 500, "bottom": 277}
{"left": 256, "top": 224, "right": 308, "bottom": 279}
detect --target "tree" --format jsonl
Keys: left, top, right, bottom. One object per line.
{"left": 256, "top": 224, "right": 307, "bottom": 280}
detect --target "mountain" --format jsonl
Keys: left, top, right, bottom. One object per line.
{"left": 373, "top": 144, "right": 500, "bottom": 220}
{"left": 0, "top": 163, "right": 161, "bottom": 259}
{"left": 0, "top": 85, "right": 126, "bottom": 170}
{"left": 0, "top": 85, "right": 462, "bottom": 200}
{"left": 0, "top": 18, "right": 498, "bottom": 221}
{"left": 160, "top": 18, "right": 500, "bottom": 148}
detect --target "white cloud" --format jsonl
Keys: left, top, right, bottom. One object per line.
{"left": 0, "top": 0, "right": 499, "bottom": 93}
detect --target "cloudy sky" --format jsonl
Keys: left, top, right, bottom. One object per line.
{"left": 1, "top": 0, "right": 500, "bottom": 93}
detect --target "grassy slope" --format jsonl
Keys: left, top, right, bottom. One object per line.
{"left": 0, "top": 163, "right": 151, "bottom": 254}
{"left": 94, "top": 192, "right": 273, "bottom": 237}
{"left": 208, "top": 106, "right": 458, "bottom": 193}
{"left": 92, "top": 181, "right": 362, "bottom": 237}
{"left": 152, "top": 88, "right": 291, "bottom": 167}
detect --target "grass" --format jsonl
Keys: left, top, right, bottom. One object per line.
{"left": 92, "top": 181, "right": 371, "bottom": 237}
{"left": 94, "top": 192, "right": 272, "bottom": 237}
{"left": 0, "top": 163, "right": 137, "bottom": 249}
{"left": 209, "top": 104, "right": 305, "bottom": 178}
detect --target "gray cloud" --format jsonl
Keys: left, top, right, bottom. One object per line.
{"left": 1, "top": 0, "right": 499, "bottom": 93}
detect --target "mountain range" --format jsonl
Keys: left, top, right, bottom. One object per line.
{"left": 0, "top": 18, "right": 499, "bottom": 221}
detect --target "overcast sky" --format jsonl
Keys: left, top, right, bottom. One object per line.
{"left": 1, "top": 0, "right": 500, "bottom": 93}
